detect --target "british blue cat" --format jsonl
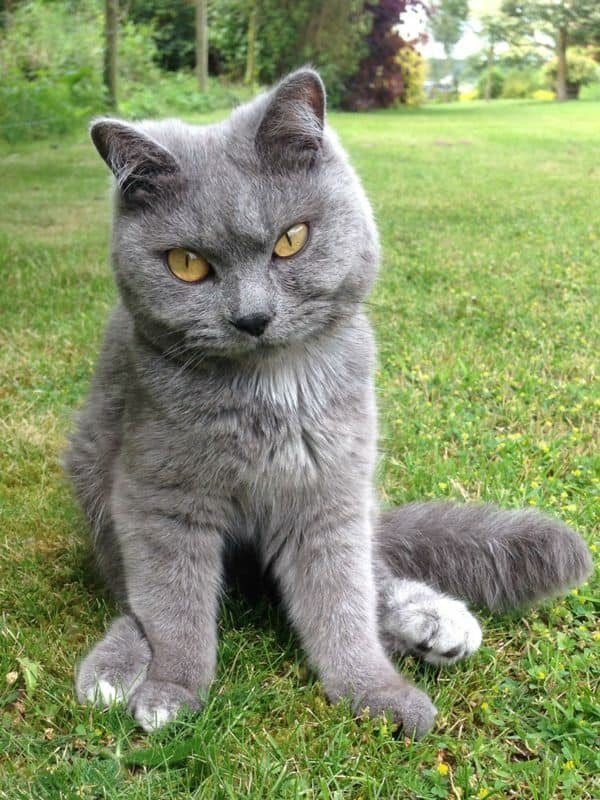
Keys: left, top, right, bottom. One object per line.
{"left": 67, "top": 70, "right": 591, "bottom": 736}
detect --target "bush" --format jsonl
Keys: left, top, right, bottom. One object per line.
{"left": 120, "top": 73, "right": 255, "bottom": 119}
{"left": 0, "top": 0, "right": 104, "bottom": 141}
{"left": 580, "top": 81, "right": 600, "bottom": 101}
{"left": 395, "top": 46, "right": 426, "bottom": 107}
{"left": 544, "top": 48, "right": 599, "bottom": 97}
{"left": 476, "top": 68, "right": 504, "bottom": 99}
{"left": 500, "top": 69, "right": 543, "bottom": 99}
{"left": 0, "top": 0, "right": 251, "bottom": 143}
{"left": 531, "top": 89, "right": 555, "bottom": 102}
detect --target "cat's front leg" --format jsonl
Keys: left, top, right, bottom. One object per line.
{"left": 269, "top": 508, "right": 437, "bottom": 739}
{"left": 113, "top": 490, "right": 225, "bottom": 732}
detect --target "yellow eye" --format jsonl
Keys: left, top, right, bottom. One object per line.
{"left": 273, "top": 223, "right": 309, "bottom": 258}
{"left": 166, "top": 248, "right": 211, "bottom": 283}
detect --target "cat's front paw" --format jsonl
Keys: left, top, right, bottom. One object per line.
{"left": 355, "top": 680, "right": 437, "bottom": 739}
{"left": 128, "top": 679, "right": 202, "bottom": 732}
{"left": 380, "top": 579, "right": 482, "bottom": 665}
{"left": 76, "top": 615, "right": 152, "bottom": 707}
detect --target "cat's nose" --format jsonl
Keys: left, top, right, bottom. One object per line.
{"left": 231, "top": 312, "right": 272, "bottom": 337}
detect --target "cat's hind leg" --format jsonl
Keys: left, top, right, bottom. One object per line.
{"left": 76, "top": 615, "right": 152, "bottom": 706}
{"left": 378, "top": 579, "right": 482, "bottom": 666}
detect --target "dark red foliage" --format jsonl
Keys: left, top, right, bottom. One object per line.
{"left": 343, "top": 1, "right": 428, "bottom": 110}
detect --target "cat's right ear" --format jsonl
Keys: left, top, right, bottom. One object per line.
{"left": 255, "top": 69, "right": 326, "bottom": 171}
{"left": 89, "top": 118, "right": 180, "bottom": 207}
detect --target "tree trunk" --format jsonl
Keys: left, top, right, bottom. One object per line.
{"left": 104, "top": 0, "right": 118, "bottom": 110}
{"left": 195, "top": 0, "right": 208, "bottom": 92}
{"left": 244, "top": 1, "right": 258, "bottom": 87}
{"left": 484, "top": 44, "right": 494, "bottom": 101}
{"left": 556, "top": 27, "right": 568, "bottom": 102}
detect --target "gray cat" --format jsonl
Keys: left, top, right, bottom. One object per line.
{"left": 67, "top": 69, "right": 592, "bottom": 737}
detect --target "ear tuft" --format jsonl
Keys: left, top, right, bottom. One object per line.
{"left": 255, "top": 69, "right": 326, "bottom": 170}
{"left": 90, "top": 118, "right": 180, "bottom": 206}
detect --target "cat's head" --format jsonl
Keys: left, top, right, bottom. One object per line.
{"left": 91, "top": 69, "right": 379, "bottom": 359}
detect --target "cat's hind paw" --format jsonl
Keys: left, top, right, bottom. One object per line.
{"left": 380, "top": 579, "right": 482, "bottom": 666}
{"left": 128, "top": 679, "right": 201, "bottom": 732}
{"left": 76, "top": 615, "right": 152, "bottom": 707}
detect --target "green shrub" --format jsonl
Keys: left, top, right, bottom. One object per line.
{"left": 120, "top": 73, "right": 255, "bottom": 119}
{"left": 544, "top": 48, "right": 599, "bottom": 92}
{"left": 476, "top": 68, "right": 504, "bottom": 99}
{"left": 500, "top": 69, "right": 543, "bottom": 99}
{"left": 0, "top": 0, "right": 252, "bottom": 142}
{"left": 0, "top": 0, "right": 104, "bottom": 141}
{"left": 579, "top": 81, "right": 600, "bottom": 101}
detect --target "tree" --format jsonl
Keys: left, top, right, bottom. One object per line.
{"left": 104, "top": 0, "right": 119, "bottom": 109}
{"left": 209, "top": 0, "right": 369, "bottom": 105}
{"left": 129, "top": 0, "right": 195, "bottom": 72}
{"left": 343, "top": 1, "right": 427, "bottom": 110}
{"left": 502, "top": 1, "right": 600, "bottom": 100}
{"left": 544, "top": 46, "right": 599, "bottom": 98}
{"left": 479, "top": 14, "right": 513, "bottom": 100}
{"left": 243, "top": 0, "right": 259, "bottom": 86}
{"left": 430, "top": 0, "right": 469, "bottom": 91}
{"left": 195, "top": 0, "right": 208, "bottom": 91}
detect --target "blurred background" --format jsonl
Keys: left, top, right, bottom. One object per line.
{"left": 1, "top": 0, "right": 600, "bottom": 142}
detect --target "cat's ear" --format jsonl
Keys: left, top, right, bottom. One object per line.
{"left": 90, "top": 118, "right": 180, "bottom": 206}
{"left": 255, "top": 68, "right": 326, "bottom": 170}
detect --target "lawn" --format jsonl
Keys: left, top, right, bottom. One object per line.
{"left": 0, "top": 99, "right": 598, "bottom": 799}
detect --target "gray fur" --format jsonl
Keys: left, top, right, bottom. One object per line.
{"left": 66, "top": 69, "right": 592, "bottom": 737}
{"left": 376, "top": 503, "right": 592, "bottom": 613}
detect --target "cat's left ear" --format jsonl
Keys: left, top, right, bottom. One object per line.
{"left": 255, "top": 68, "right": 326, "bottom": 170}
{"left": 90, "top": 118, "right": 180, "bottom": 206}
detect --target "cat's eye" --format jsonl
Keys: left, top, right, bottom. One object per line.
{"left": 166, "top": 248, "right": 211, "bottom": 283}
{"left": 273, "top": 223, "right": 309, "bottom": 258}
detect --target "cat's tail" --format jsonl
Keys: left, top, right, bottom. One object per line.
{"left": 375, "top": 503, "right": 593, "bottom": 612}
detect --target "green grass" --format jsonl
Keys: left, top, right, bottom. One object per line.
{"left": 1, "top": 99, "right": 599, "bottom": 799}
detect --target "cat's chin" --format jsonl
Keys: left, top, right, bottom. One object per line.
{"left": 184, "top": 336, "right": 285, "bottom": 361}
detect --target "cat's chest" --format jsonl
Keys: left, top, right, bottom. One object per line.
{"left": 193, "top": 361, "right": 336, "bottom": 483}
{"left": 131, "top": 360, "right": 356, "bottom": 492}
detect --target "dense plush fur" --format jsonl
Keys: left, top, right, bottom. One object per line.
{"left": 67, "top": 69, "right": 592, "bottom": 737}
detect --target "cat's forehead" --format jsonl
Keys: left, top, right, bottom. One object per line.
{"left": 138, "top": 117, "right": 328, "bottom": 235}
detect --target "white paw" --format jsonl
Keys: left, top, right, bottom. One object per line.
{"left": 128, "top": 679, "right": 201, "bottom": 733}
{"left": 134, "top": 704, "right": 175, "bottom": 733}
{"left": 381, "top": 579, "right": 482, "bottom": 665}
{"left": 84, "top": 678, "right": 127, "bottom": 707}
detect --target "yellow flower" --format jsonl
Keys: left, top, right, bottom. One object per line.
{"left": 480, "top": 702, "right": 489, "bottom": 711}
{"left": 536, "top": 671, "right": 546, "bottom": 680}
{"left": 437, "top": 763, "right": 449, "bottom": 776}
{"left": 477, "top": 790, "right": 490, "bottom": 799}
{"left": 438, "top": 482, "right": 448, "bottom": 491}
{"left": 563, "top": 760, "right": 575, "bottom": 771}
{"left": 589, "top": 543, "right": 597, "bottom": 553}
